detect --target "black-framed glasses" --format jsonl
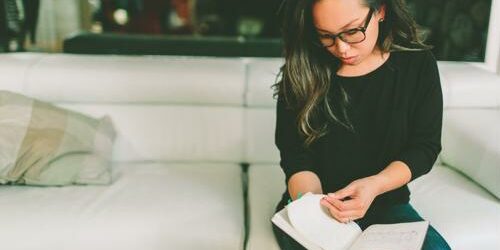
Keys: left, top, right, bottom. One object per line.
{"left": 315, "top": 8, "right": 375, "bottom": 48}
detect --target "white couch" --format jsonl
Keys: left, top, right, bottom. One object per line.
{"left": 0, "top": 52, "right": 499, "bottom": 250}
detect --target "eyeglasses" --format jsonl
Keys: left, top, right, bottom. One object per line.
{"left": 315, "top": 8, "right": 375, "bottom": 48}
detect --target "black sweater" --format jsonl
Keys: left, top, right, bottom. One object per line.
{"left": 274, "top": 50, "right": 443, "bottom": 213}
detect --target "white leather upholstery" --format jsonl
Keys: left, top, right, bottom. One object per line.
{"left": 439, "top": 62, "right": 500, "bottom": 108}
{"left": 22, "top": 54, "right": 246, "bottom": 105}
{"left": 58, "top": 104, "right": 245, "bottom": 162}
{"left": 0, "top": 53, "right": 246, "bottom": 163}
{"left": 245, "top": 58, "right": 283, "bottom": 107}
{"left": 408, "top": 165, "right": 500, "bottom": 250}
{"left": 441, "top": 109, "right": 500, "bottom": 198}
{"left": 0, "top": 53, "right": 44, "bottom": 92}
{"left": 246, "top": 164, "right": 284, "bottom": 250}
{"left": 0, "top": 162, "right": 245, "bottom": 250}
{"left": 244, "top": 108, "right": 280, "bottom": 163}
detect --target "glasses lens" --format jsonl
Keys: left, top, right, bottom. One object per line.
{"left": 341, "top": 30, "right": 365, "bottom": 43}
{"left": 318, "top": 36, "right": 335, "bottom": 47}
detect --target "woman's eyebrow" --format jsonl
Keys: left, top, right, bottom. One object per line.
{"left": 317, "top": 17, "right": 360, "bottom": 34}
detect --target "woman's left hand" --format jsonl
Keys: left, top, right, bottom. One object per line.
{"left": 320, "top": 175, "right": 382, "bottom": 223}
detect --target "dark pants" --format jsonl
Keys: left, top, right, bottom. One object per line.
{"left": 272, "top": 203, "right": 451, "bottom": 250}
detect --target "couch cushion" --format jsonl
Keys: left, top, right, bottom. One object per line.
{"left": 245, "top": 58, "right": 283, "bottom": 108}
{"left": 438, "top": 62, "right": 500, "bottom": 108}
{"left": 0, "top": 53, "right": 246, "bottom": 106}
{"left": 0, "top": 162, "right": 245, "bottom": 250}
{"left": 246, "top": 164, "right": 284, "bottom": 250}
{"left": 57, "top": 104, "right": 244, "bottom": 163}
{"left": 244, "top": 108, "right": 280, "bottom": 163}
{"left": 441, "top": 109, "right": 500, "bottom": 198}
{"left": 0, "top": 53, "right": 44, "bottom": 92}
{"left": 408, "top": 165, "right": 500, "bottom": 250}
{"left": 246, "top": 164, "right": 500, "bottom": 250}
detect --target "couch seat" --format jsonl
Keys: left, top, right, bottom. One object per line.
{"left": 0, "top": 162, "right": 245, "bottom": 250}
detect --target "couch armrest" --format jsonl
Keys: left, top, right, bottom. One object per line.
{"left": 441, "top": 109, "right": 500, "bottom": 199}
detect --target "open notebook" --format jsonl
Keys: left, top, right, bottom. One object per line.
{"left": 271, "top": 192, "right": 428, "bottom": 250}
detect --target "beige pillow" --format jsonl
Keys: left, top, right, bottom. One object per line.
{"left": 0, "top": 91, "right": 116, "bottom": 186}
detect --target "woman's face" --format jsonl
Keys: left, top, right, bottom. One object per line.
{"left": 312, "top": 0, "right": 385, "bottom": 66}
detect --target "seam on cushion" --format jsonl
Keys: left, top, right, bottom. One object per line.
{"left": 241, "top": 163, "right": 250, "bottom": 250}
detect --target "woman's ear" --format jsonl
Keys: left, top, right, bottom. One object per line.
{"left": 377, "top": 4, "right": 386, "bottom": 22}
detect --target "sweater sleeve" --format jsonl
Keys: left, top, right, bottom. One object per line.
{"left": 395, "top": 51, "right": 443, "bottom": 182}
{"left": 275, "top": 95, "right": 315, "bottom": 184}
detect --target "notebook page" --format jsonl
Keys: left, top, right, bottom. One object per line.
{"left": 287, "top": 192, "right": 362, "bottom": 250}
{"left": 348, "top": 221, "right": 429, "bottom": 250}
{"left": 271, "top": 207, "right": 323, "bottom": 250}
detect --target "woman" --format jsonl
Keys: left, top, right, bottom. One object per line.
{"left": 271, "top": 0, "right": 452, "bottom": 249}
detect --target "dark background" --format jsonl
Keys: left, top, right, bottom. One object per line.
{"left": 0, "top": 0, "right": 493, "bottom": 61}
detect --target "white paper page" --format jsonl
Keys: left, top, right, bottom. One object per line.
{"left": 271, "top": 207, "right": 323, "bottom": 250}
{"left": 287, "top": 192, "right": 362, "bottom": 250}
{"left": 348, "top": 221, "right": 429, "bottom": 250}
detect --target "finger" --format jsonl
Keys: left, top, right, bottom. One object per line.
{"left": 331, "top": 197, "right": 362, "bottom": 210}
{"left": 325, "top": 196, "right": 343, "bottom": 211}
{"left": 329, "top": 186, "right": 355, "bottom": 200}
{"left": 320, "top": 198, "right": 357, "bottom": 223}
{"left": 320, "top": 197, "right": 341, "bottom": 218}
{"left": 325, "top": 199, "right": 362, "bottom": 219}
{"left": 328, "top": 197, "right": 362, "bottom": 211}
{"left": 336, "top": 210, "right": 361, "bottom": 223}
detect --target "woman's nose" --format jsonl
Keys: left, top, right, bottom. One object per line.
{"left": 335, "top": 38, "right": 351, "bottom": 54}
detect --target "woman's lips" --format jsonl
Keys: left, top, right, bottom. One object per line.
{"left": 341, "top": 55, "right": 357, "bottom": 63}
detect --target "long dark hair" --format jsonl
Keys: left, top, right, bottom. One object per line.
{"left": 272, "top": 0, "right": 432, "bottom": 147}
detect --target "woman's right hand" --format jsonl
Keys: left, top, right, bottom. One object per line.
{"left": 320, "top": 195, "right": 358, "bottom": 224}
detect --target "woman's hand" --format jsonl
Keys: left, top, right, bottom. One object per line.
{"left": 320, "top": 176, "right": 382, "bottom": 223}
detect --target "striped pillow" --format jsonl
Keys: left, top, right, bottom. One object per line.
{"left": 0, "top": 91, "right": 116, "bottom": 186}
